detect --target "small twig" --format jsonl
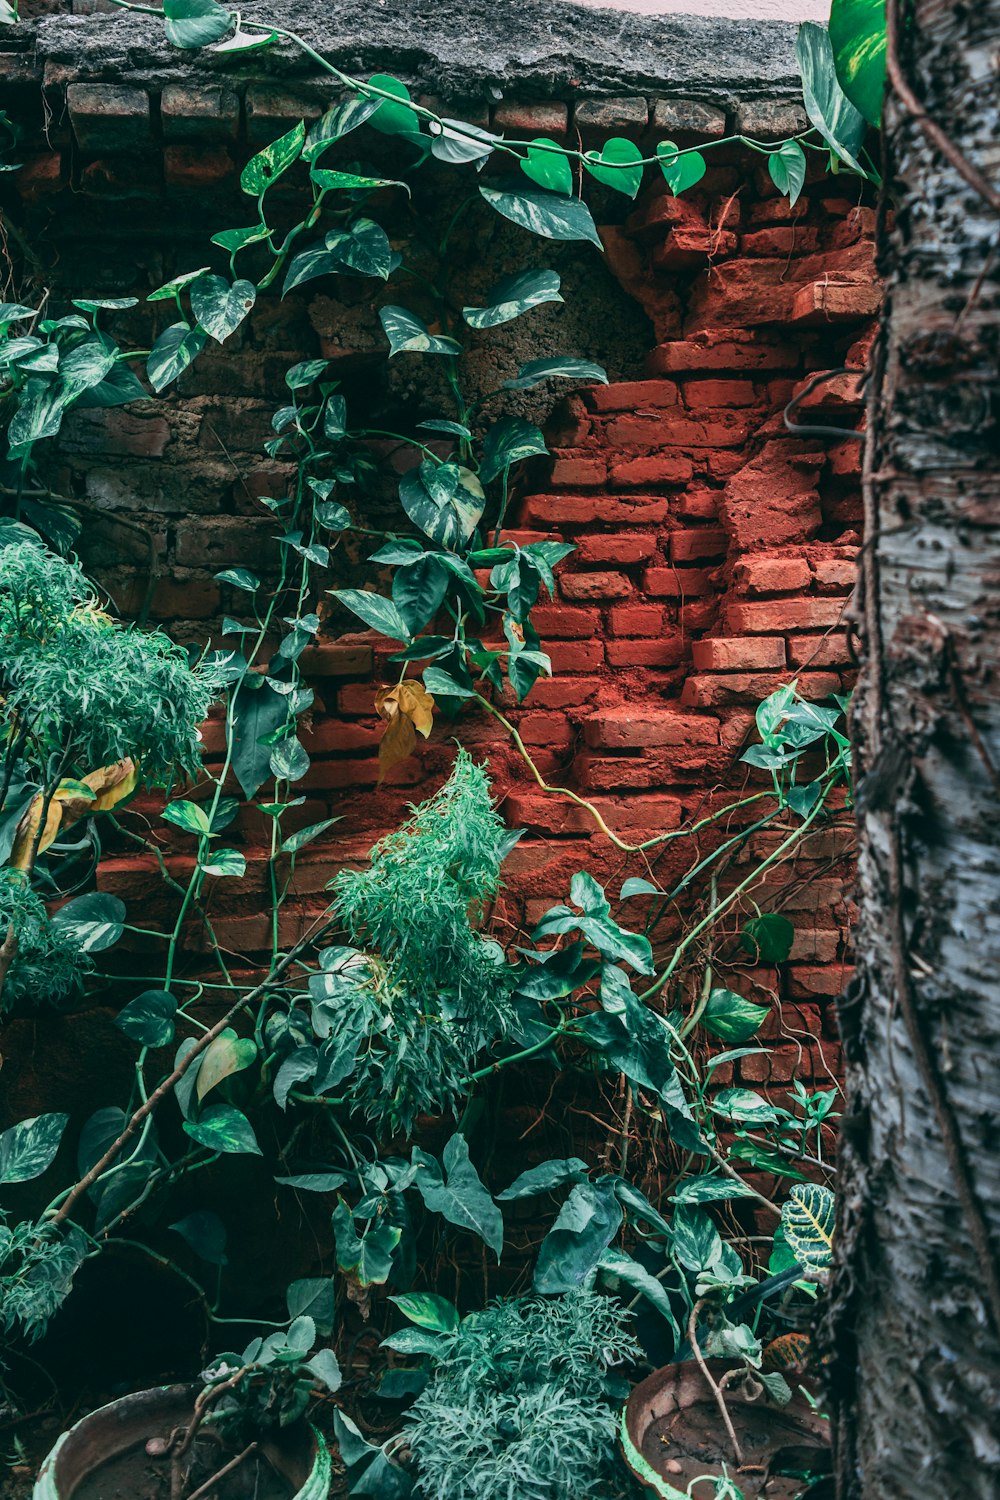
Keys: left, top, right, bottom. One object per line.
{"left": 688, "top": 1299, "right": 744, "bottom": 1466}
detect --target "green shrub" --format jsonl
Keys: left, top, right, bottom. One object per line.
{"left": 404, "top": 1290, "right": 641, "bottom": 1500}
{"left": 0, "top": 872, "right": 91, "bottom": 1012}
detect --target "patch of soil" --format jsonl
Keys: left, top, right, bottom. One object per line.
{"left": 642, "top": 1396, "right": 829, "bottom": 1498}
{"left": 74, "top": 1438, "right": 294, "bottom": 1500}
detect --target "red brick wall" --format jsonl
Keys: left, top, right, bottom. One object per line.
{"left": 3, "top": 78, "right": 875, "bottom": 1113}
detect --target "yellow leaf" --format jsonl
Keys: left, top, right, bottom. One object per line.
{"left": 395, "top": 680, "right": 435, "bottom": 738}
{"left": 377, "top": 708, "right": 416, "bottom": 783}
{"left": 85, "top": 759, "right": 138, "bottom": 815}
{"left": 195, "top": 1028, "right": 257, "bottom": 1102}
{"left": 9, "top": 795, "right": 64, "bottom": 870}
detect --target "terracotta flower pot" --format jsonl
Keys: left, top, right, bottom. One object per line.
{"left": 33, "top": 1383, "right": 331, "bottom": 1500}
{"left": 620, "top": 1359, "right": 829, "bottom": 1499}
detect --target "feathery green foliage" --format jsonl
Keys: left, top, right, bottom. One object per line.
{"left": 0, "top": 1220, "right": 87, "bottom": 1344}
{"left": 1, "top": 540, "right": 225, "bottom": 783}
{"left": 405, "top": 1290, "right": 641, "bottom": 1500}
{"left": 329, "top": 750, "right": 518, "bottom": 1133}
{"left": 0, "top": 872, "right": 91, "bottom": 1013}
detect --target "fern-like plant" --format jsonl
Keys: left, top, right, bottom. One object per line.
{"left": 404, "top": 1290, "right": 642, "bottom": 1500}
{"left": 328, "top": 749, "right": 518, "bottom": 1134}
{"left": 0, "top": 872, "right": 91, "bottom": 1011}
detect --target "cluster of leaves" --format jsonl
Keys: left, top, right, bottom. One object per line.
{"left": 0, "top": 872, "right": 92, "bottom": 1013}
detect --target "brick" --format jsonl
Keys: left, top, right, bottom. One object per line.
{"left": 788, "top": 965, "right": 854, "bottom": 1000}
{"left": 574, "top": 534, "right": 657, "bottom": 566}
{"left": 674, "top": 488, "right": 720, "bottom": 520}
{"left": 652, "top": 229, "right": 737, "bottom": 270}
{"left": 606, "top": 636, "right": 685, "bottom": 668}
{"left": 670, "top": 529, "right": 727, "bottom": 562}
{"left": 522, "top": 676, "right": 604, "bottom": 709}
{"left": 560, "top": 571, "right": 632, "bottom": 601}
{"left": 608, "top": 604, "right": 666, "bottom": 637}
{"left": 788, "top": 634, "right": 852, "bottom": 669}
{"left": 733, "top": 556, "right": 812, "bottom": 595}
{"left": 574, "top": 97, "right": 648, "bottom": 134}
{"left": 606, "top": 411, "right": 750, "bottom": 451}
{"left": 148, "top": 575, "right": 217, "bottom": 620}
{"left": 161, "top": 84, "right": 241, "bottom": 142}
{"left": 164, "top": 146, "right": 235, "bottom": 190}
{"left": 245, "top": 87, "right": 322, "bottom": 144}
{"left": 586, "top": 380, "right": 680, "bottom": 412}
{"left": 492, "top": 100, "right": 569, "bottom": 137}
{"left": 610, "top": 455, "right": 693, "bottom": 489}
{"left": 651, "top": 98, "right": 727, "bottom": 138}
{"left": 67, "top": 84, "right": 152, "bottom": 153}
{"left": 641, "top": 567, "right": 717, "bottom": 597}
{"left": 741, "top": 226, "right": 820, "bottom": 256}
{"left": 691, "top": 637, "right": 786, "bottom": 672}
{"left": 725, "top": 598, "right": 847, "bottom": 634}
{"left": 62, "top": 409, "right": 171, "bottom": 458}
{"left": 298, "top": 642, "right": 375, "bottom": 677}
{"left": 548, "top": 456, "right": 607, "bottom": 488}
{"left": 733, "top": 98, "right": 809, "bottom": 138}
{"left": 811, "top": 557, "right": 858, "bottom": 591}
{"left": 16, "top": 152, "right": 64, "bottom": 196}
{"left": 681, "top": 671, "right": 840, "bottom": 708}
{"left": 584, "top": 709, "right": 719, "bottom": 750}
{"left": 520, "top": 493, "right": 670, "bottom": 527}
{"left": 516, "top": 712, "right": 573, "bottom": 749}
{"left": 790, "top": 281, "right": 882, "bottom": 325}
{"left": 682, "top": 379, "right": 758, "bottom": 409}
{"left": 504, "top": 791, "right": 683, "bottom": 837}
{"left": 547, "top": 640, "right": 606, "bottom": 673}
{"left": 647, "top": 334, "right": 798, "bottom": 375}
{"left": 529, "top": 605, "right": 602, "bottom": 639}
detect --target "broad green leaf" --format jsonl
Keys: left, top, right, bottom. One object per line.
{"left": 184, "top": 1104, "right": 262, "bottom": 1155}
{"left": 283, "top": 247, "right": 343, "bottom": 297}
{"left": 306, "top": 1348, "right": 342, "bottom": 1391}
{"left": 392, "top": 554, "right": 450, "bottom": 633}
{"left": 333, "top": 1200, "right": 401, "bottom": 1286}
{"left": 379, "top": 306, "right": 461, "bottom": 357}
{"left": 796, "top": 22, "right": 868, "bottom": 174}
{"left": 147, "top": 322, "right": 207, "bottom": 392}
{"left": 417, "top": 418, "right": 472, "bottom": 439}
{"left": 389, "top": 1292, "right": 460, "bottom": 1333}
{"left": 519, "top": 137, "right": 573, "bottom": 195}
{"left": 51, "top": 892, "right": 125, "bottom": 953}
{"left": 276, "top": 1171, "right": 348, "bottom": 1192}
{"left": 280, "top": 818, "right": 339, "bottom": 855}
{"left": 399, "top": 462, "right": 484, "bottom": 550}
{"left": 670, "top": 1204, "right": 722, "bottom": 1274}
{"left": 620, "top": 877, "right": 659, "bottom": 899}
{"left": 462, "top": 268, "right": 563, "bottom": 329}
{"left": 288, "top": 1276, "right": 336, "bottom": 1335}
{"left": 324, "top": 218, "right": 396, "bottom": 280}
{"left": 230, "top": 673, "right": 289, "bottom": 800}
{"left": 200, "top": 847, "right": 246, "bottom": 877}
{"left": 241, "top": 121, "right": 306, "bottom": 196}
{"left": 169, "top": 1209, "right": 228, "bottom": 1264}
{"left": 672, "top": 1176, "right": 761, "bottom": 1204}
{"left": 381, "top": 1327, "right": 447, "bottom": 1355}
{"left": 71, "top": 296, "right": 139, "bottom": 313}
{"left": 304, "top": 97, "right": 382, "bottom": 161}
{"left": 115, "top": 990, "right": 177, "bottom": 1048}
{"left": 731, "top": 1141, "right": 808, "bottom": 1182}
{"left": 270, "top": 737, "right": 310, "bottom": 782}
{"left": 163, "top": 0, "right": 233, "bottom": 48}
{"left": 211, "top": 23, "right": 275, "bottom": 52}
{"left": 768, "top": 140, "right": 808, "bottom": 207}
{"left": 480, "top": 416, "right": 547, "bottom": 483}
{"left": 502, "top": 356, "right": 608, "bottom": 391}
{"left": 411, "top": 1135, "right": 503, "bottom": 1258}
{"left": 741, "top": 913, "right": 795, "bottom": 965}
{"left": 830, "top": 0, "right": 886, "bottom": 127}
{"left": 711, "top": 1087, "right": 782, "bottom": 1126}
{"left": 286, "top": 359, "right": 328, "bottom": 389}
{"left": 366, "top": 74, "right": 420, "bottom": 137}
{"left": 0, "top": 1113, "right": 69, "bottom": 1184}
{"left": 162, "top": 798, "right": 211, "bottom": 837}
{"left": 598, "top": 1247, "right": 681, "bottom": 1344}
{"left": 480, "top": 181, "right": 603, "bottom": 247}
{"left": 702, "top": 988, "right": 771, "bottom": 1043}
{"left": 431, "top": 119, "right": 498, "bottom": 164}
{"left": 6, "top": 380, "right": 71, "bottom": 453}
{"left": 781, "top": 1182, "right": 836, "bottom": 1272}
{"left": 195, "top": 1028, "right": 258, "bottom": 1101}
{"left": 273, "top": 1049, "right": 318, "bottom": 1110}
{"left": 215, "top": 567, "right": 260, "bottom": 592}
{"left": 656, "top": 141, "right": 707, "bottom": 195}
{"left": 533, "top": 1179, "right": 622, "bottom": 1294}
{"left": 331, "top": 588, "right": 411, "bottom": 641}
{"left": 0, "top": 303, "right": 34, "bottom": 324}
{"left": 583, "top": 137, "right": 644, "bottom": 197}
{"left": 148, "top": 267, "right": 209, "bottom": 302}
{"left": 190, "top": 274, "right": 256, "bottom": 343}
{"left": 497, "top": 1158, "right": 589, "bottom": 1201}
{"left": 211, "top": 222, "right": 270, "bottom": 254}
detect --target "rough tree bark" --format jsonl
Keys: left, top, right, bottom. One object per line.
{"left": 823, "top": 1, "right": 1000, "bottom": 1497}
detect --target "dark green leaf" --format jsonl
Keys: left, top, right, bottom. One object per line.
{"left": 796, "top": 21, "right": 868, "bottom": 173}
{"left": 411, "top": 1135, "right": 504, "bottom": 1258}
{"left": 183, "top": 1104, "right": 262, "bottom": 1156}
{"left": 656, "top": 141, "right": 707, "bottom": 195}
{"left": 462, "top": 268, "right": 563, "bottom": 329}
{"left": 480, "top": 416, "right": 548, "bottom": 482}
{"left": 518, "top": 137, "right": 573, "bottom": 194}
{"left": 379, "top": 306, "right": 461, "bottom": 357}
{"left": 115, "top": 990, "right": 177, "bottom": 1048}
{"left": 51, "top": 892, "right": 125, "bottom": 953}
{"left": 497, "top": 1158, "right": 589, "bottom": 1201}
{"left": 190, "top": 274, "right": 256, "bottom": 343}
{"left": 215, "top": 567, "right": 260, "bottom": 592}
{"left": 230, "top": 673, "right": 289, "bottom": 799}
{"left": 169, "top": 1209, "right": 227, "bottom": 1264}
{"left": 147, "top": 322, "right": 207, "bottom": 392}
{"left": 0, "top": 1113, "right": 69, "bottom": 1184}
{"left": 331, "top": 588, "right": 411, "bottom": 641}
{"left": 241, "top": 121, "right": 306, "bottom": 195}
{"left": 702, "top": 988, "right": 771, "bottom": 1043}
{"left": 533, "top": 1179, "right": 622, "bottom": 1294}
{"left": 598, "top": 1247, "right": 680, "bottom": 1343}
{"left": 389, "top": 1292, "right": 460, "bottom": 1332}
{"left": 502, "top": 356, "right": 608, "bottom": 391}
{"left": 768, "top": 140, "right": 808, "bottom": 207}
{"left": 304, "top": 97, "right": 382, "bottom": 161}
{"left": 741, "top": 913, "right": 795, "bottom": 964}
{"left": 288, "top": 1276, "right": 336, "bottom": 1335}
{"left": 480, "top": 181, "right": 603, "bottom": 247}
{"left": 366, "top": 74, "right": 421, "bottom": 137}
{"left": 163, "top": 0, "right": 233, "bottom": 48}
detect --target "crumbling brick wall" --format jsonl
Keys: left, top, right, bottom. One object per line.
{"left": 0, "top": 8, "right": 874, "bottom": 1134}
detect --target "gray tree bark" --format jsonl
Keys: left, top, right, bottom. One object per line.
{"left": 821, "top": 1, "right": 1000, "bottom": 1497}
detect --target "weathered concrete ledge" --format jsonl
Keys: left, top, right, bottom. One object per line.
{"left": 11, "top": 0, "right": 804, "bottom": 108}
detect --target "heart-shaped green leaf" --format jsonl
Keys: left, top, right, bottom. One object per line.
{"left": 656, "top": 140, "right": 707, "bottom": 196}
{"left": 518, "top": 137, "right": 573, "bottom": 195}
{"left": 583, "top": 137, "right": 644, "bottom": 198}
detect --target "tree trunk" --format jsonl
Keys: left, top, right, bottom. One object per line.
{"left": 822, "top": 1, "right": 1000, "bottom": 1497}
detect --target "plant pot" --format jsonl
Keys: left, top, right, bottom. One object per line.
{"left": 620, "top": 1360, "right": 829, "bottom": 1499}
{"left": 33, "top": 1383, "right": 331, "bottom": 1500}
